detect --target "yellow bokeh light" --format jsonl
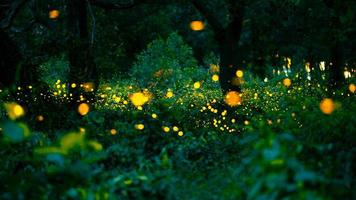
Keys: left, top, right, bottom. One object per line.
{"left": 173, "top": 126, "right": 179, "bottom": 132}
{"left": 162, "top": 126, "right": 170, "bottom": 133}
{"left": 78, "top": 103, "right": 90, "bottom": 116}
{"left": 110, "top": 129, "right": 117, "bottom": 135}
{"left": 166, "top": 91, "right": 174, "bottom": 98}
{"left": 178, "top": 131, "right": 184, "bottom": 136}
{"left": 71, "top": 83, "right": 76, "bottom": 88}
{"left": 5, "top": 102, "right": 25, "bottom": 120}
{"left": 190, "top": 20, "right": 204, "bottom": 31}
{"left": 49, "top": 10, "right": 60, "bottom": 19}
{"left": 236, "top": 70, "right": 244, "bottom": 78}
{"left": 320, "top": 98, "right": 335, "bottom": 115}
{"left": 193, "top": 82, "right": 201, "bottom": 89}
{"left": 129, "top": 92, "right": 150, "bottom": 107}
{"left": 152, "top": 113, "right": 158, "bottom": 119}
{"left": 212, "top": 74, "right": 219, "bottom": 82}
{"left": 37, "top": 115, "right": 44, "bottom": 122}
{"left": 283, "top": 78, "right": 292, "bottom": 87}
{"left": 135, "top": 124, "right": 145, "bottom": 130}
{"left": 224, "top": 91, "right": 242, "bottom": 107}
{"left": 349, "top": 84, "right": 355, "bottom": 93}
{"left": 79, "top": 127, "right": 86, "bottom": 134}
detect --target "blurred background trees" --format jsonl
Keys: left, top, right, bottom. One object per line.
{"left": 1, "top": 0, "right": 355, "bottom": 91}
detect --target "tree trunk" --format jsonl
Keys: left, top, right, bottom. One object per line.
{"left": 323, "top": 0, "right": 344, "bottom": 88}
{"left": 67, "top": 0, "right": 98, "bottom": 102}
{"left": 218, "top": 4, "right": 244, "bottom": 94}
{"left": 192, "top": 0, "right": 245, "bottom": 94}
{"left": 0, "top": 29, "right": 21, "bottom": 88}
{"left": 329, "top": 43, "right": 344, "bottom": 87}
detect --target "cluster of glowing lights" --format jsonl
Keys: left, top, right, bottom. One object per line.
{"left": 305, "top": 62, "right": 311, "bottom": 73}
{"left": 4, "top": 102, "right": 25, "bottom": 120}
{"left": 83, "top": 82, "right": 95, "bottom": 92}
{"left": 78, "top": 103, "right": 90, "bottom": 116}
{"left": 190, "top": 20, "right": 205, "bottom": 31}
{"left": 320, "top": 98, "right": 335, "bottom": 115}
{"left": 225, "top": 91, "right": 242, "bottom": 107}
{"left": 3, "top": 58, "right": 355, "bottom": 140}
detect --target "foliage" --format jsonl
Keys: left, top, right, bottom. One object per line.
{"left": 131, "top": 32, "right": 198, "bottom": 89}
{"left": 0, "top": 62, "right": 355, "bottom": 199}
{"left": 38, "top": 55, "right": 70, "bottom": 87}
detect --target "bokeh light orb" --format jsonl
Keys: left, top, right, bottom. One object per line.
{"left": 129, "top": 92, "right": 150, "bottom": 106}
{"left": 190, "top": 21, "right": 205, "bottom": 31}
{"left": 283, "top": 78, "right": 292, "bottom": 87}
{"left": 193, "top": 82, "right": 201, "bottom": 89}
{"left": 236, "top": 70, "right": 244, "bottom": 78}
{"left": 320, "top": 98, "right": 335, "bottom": 115}
{"left": 225, "top": 91, "right": 241, "bottom": 107}
{"left": 349, "top": 83, "right": 355, "bottom": 93}
{"left": 5, "top": 102, "right": 25, "bottom": 120}
{"left": 78, "top": 103, "right": 90, "bottom": 116}
{"left": 49, "top": 10, "right": 60, "bottom": 19}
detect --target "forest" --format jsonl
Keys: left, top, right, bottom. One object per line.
{"left": 0, "top": 0, "right": 355, "bottom": 199}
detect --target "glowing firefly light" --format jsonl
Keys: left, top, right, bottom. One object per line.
{"left": 236, "top": 70, "right": 244, "bottom": 78}
{"left": 78, "top": 103, "right": 90, "bottom": 116}
{"left": 283, "top": 78, "right": 292, "bottom": 87}
{"left": 320, "top": 98, "right": 335, "bottom": 115}
{"left": 135, "top": 124, "right": 145, "bottom": 130}
{"left": 49, "top": 10, "right": 60, "bottom": 19}
{"left": 173, "top": 126, "right": 179, "bottom": 132}
{"left": 190, "top": 20, "right": 205, "bottom": 31}
{"left": 224, "top": 91, "right": 241, "bottom": 107}
{"left": 162, "top": 126, "right": 170, "bottom": 133}
{"left": 110, "top": 129, "right": 117, "bottom": 135}
{"left": 36, "top": 115, "right": 44, "bottom": 122}
{"left": 178, "top": 131, "right": 184, "bottom": 136}
{"left": 349, "top": 83, "right": 355, "bottom": 93}
{"left": 5, "top": 103, "right": 25, "bottom": 120}
{"left": 166, "top": 91, "right": 174, "bottom": 98}
{"left": 193, "top": 82, "right": 201, "bottom": 89}
{"left": 129, "top": 92, "right": 150, "bottom": 107}
{"left": 212, "top": 74, "right": 219, "bottom": 82}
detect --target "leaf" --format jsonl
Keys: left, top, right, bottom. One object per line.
{"left": 60, "top": 132, "right": 85, "bottom": 152}
{"left": 2, "top": 121, "right": 30, "bottom": 143}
